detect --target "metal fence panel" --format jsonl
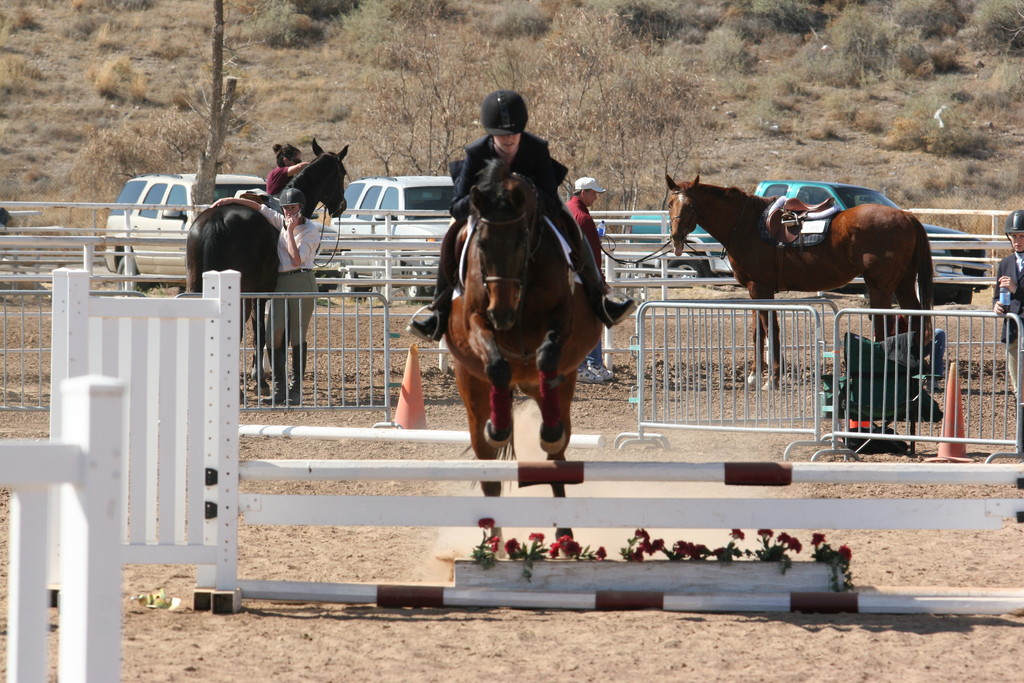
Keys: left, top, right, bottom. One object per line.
{"left": 617, "top": 301, "right": 827, "bottom": 452}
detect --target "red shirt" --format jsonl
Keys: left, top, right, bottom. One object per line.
{"left": 567, "top": 194, "right": 603, "bottom": 269}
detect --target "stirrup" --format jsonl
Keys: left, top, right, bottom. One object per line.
{"left": 407, "top": 304, "right": 442, "bottom": 342}
{"left": 600, "top": 296, "right": 637, "bottom": 327}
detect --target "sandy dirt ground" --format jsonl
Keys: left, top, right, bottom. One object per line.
{"left": 1, "top": 289, "right": 1023, "bottom": 682}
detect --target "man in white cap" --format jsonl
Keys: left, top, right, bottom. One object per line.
{"left": 568, "top": 177, "right": 614, "bottom": 383}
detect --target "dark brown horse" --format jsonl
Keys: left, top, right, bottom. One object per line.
{"left": 666, "top": 175, "right": 933, "bottom": 385}
{"left": 446, "top": 160, "right": 601, "bottom": 531}
{"left": 186, "top": 140, "right": 349, "bottom": 391}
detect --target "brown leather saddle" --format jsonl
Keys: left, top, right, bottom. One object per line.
{"left": 765, "top": 196, "right": 836, "bottom": 244}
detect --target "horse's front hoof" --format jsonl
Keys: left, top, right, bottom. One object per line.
{"left": 485, "top": 420, "right": 512, "bottom": 448}
{"left": 540, "top": 422, "right": 566, "bottom": 454}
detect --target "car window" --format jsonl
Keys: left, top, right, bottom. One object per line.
{"left": 795, "top": 186, "right": 832, "bottom": 205}
{"left": 833, "top": 186, "right": 899, "bottom": 209}
{"left": 165, "top": 184, "right": 188, "bottom": 212}
{"left": 343, "top": 182, "right": 365, "bottom": 210}
{"left": 404, "top": 186, "right": 454, "bottom": 213}
{"left": 379, "top": 187, "right": 400, "bottom": 212}
{"left": 138, "top": 183, "right": 168, "bottom": 218}
{"left": 761, "top": 184, "right": 789, "bottom": 198}
{"left": 356, "top": 185, "right": 383, "bottom": 220}
{"left": 214, "top": 184, "right": 261, "bottom": 201}
{"left": 110, "top": 179, "right": 148, "bottom": 217}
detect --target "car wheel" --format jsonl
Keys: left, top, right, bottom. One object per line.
{"left": 342, "top": 271, "right": 373, "bottom": 294}
{"left": 405, "top": 283, "right": 435, "bottom": 301}
{"left": 116, "top": 257, "right": 138, "bottom": 292}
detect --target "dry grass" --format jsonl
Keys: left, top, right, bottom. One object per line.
{"left": 2, "top": 0, "right": 1024, "bottom": 214}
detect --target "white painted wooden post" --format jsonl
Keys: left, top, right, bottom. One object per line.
{"left": 7, "top": 489, "right": 49, "bottom": 683}
{"left": 58, "top": 375, "right": 124, "bottom": 683}
{"left": 196, "top": 270, "right": 242, "bottom": 612}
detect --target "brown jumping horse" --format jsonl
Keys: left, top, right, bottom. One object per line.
{"left": 446, "top": 160, "right": 601, "bottom": 534}
{"left": 666, "top": 175, "right": 933, "bottom": 386}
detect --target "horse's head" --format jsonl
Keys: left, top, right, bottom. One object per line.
{"left": 665, "top": 173, "right": 701, "bottom": 257}
{"left": 469, "top": 159, "right": 538, "bottom": 332}
{"left": 290, "top": 139, "right": 349, "bottom": 219}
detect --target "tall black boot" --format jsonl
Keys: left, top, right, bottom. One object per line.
{"left": 262, "top": 346, "right": 288, "bottom": 406}
{"left": 407, "top": 221, "right": 460, "bottom": 341}
{"left": 289, "top": 343, "right": 307, "bottom": 405}
{"left": 563, "top": 214, "right": 636, "bottom": 327}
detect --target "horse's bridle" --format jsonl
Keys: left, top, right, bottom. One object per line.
{"left": 477, "top": 212, "right": 530, "bottom": 288}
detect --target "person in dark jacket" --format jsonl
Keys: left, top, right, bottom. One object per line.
{"left": 407, "top": 90, "right": 635, "bottom": 342}
{"left": 993, "top": 210, "right": 1024, "bottom": 393}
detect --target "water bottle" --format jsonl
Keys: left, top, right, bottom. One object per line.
{"left": 597, "top": 220, "right": 606, "bottom": 239}
{"left": 999, "top": 287, "right": 1011, "bottom": 307}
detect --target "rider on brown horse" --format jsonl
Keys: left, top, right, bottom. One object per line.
{"left": 407, "top": 90, "right": 636, "bottom": 342}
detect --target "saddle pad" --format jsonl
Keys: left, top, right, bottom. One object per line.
{"left": 758, "top": 211, "right": 832, "bottom": 248}
{"left": 455, "top": 216, "right": 579, "bottom": 296}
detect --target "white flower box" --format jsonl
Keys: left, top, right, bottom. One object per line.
{"left": 454, "top": 559, "right": 837, "bottom": 593}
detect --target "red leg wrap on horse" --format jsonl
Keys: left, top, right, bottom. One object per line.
{"left": 539, "top": 369, "right": 561, "bottom": 427}
{"left": 489, "top": 386, "right": 512, "bottom": 432}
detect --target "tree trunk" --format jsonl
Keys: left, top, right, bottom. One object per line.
{"left": 193, "top": 0, "right": 236, "bottom": 205}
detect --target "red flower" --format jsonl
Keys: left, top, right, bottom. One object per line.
{"left": 634, "top": 528, "right": 650, "bottom": 541}
{"left": 730, "top": 529, "right": 745, "bottom": 540}
{"left": 478, "top": 518, "right": 495, "bottom": 529}
{"left": 528, "top": 532, "right": 545, "bottom": 543}
{"left": 504, "top": 538, "right": 520, "bottom": 555}
{"left": 548, "top": 544, "right": 561, "bottom": 559}
{"left": 595, "top": 547, "right": 607, "bottom": 560}
{"left": 650, "top": 538, "right": 665, "bottom": 552}
{"left": 758, "top": 529, "right": 773, "bottom": 539}
{"left": 811, "top": 533, "right": 826, "bottom": 547}
{"left": 487, "top": 535, "right": 500, "bottom": 552}
{"left": 838, "top": 545, "right": 852, "bottom": 562}
{"left": 787, "top": 537, "right": 803, "bottom": 553}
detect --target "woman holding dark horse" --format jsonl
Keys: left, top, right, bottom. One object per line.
{"left": 212, "top": 187, "right": 320, "bottom": 405}
{"left": 266, "top": 143, "right": 310, "bottom": 196}
{"left": 407, "top": 89, "right": 635, "bottom": 342}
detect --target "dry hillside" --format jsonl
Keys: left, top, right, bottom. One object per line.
{"left": 2, "top": 0, "right": 1024, "bottom": 232}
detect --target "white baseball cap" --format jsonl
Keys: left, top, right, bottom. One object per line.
{"left": 574, "top": 177, "right": 606, "bottom": 193}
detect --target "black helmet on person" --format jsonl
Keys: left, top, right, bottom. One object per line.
{"left": 279, "top": 187, "right": 305, "bottom": 208}
{"left": 1005, "top": 210, "right": 1024, "bottom": 234}
{"left": 480, "top": 90, "right": 528, "bottom": 136}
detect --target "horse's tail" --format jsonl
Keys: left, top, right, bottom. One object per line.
{"left": 912, "top": 215, "right": 934, "bottom": 310}
{"left": 185, "top": 207, "right": 233, "bottom": 293}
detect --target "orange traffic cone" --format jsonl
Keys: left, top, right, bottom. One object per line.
{"left": 394, "top": 344, "right": 427, "bottom": 429}
{"left": 928, "top": 361, "right": 971, "bottom": 463}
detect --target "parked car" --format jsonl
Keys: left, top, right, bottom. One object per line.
{"left": 105, "top": 172, "right": 265, "bottom": 276}
{"left": 754, "top": 180, "right": 991, "bottom": 305}
{"left": 627, "top": 214, "right": 732, "bottom": 277}
{"left": 318, "top": 176, "right": 453, "bottom": 297}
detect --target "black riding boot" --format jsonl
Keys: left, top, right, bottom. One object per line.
{"left": 262, "top": 346, "right": 289, "bottom": 406}
{"left": 289, "top": 343, "right": 307, "bottom": 405}
{"left": 407, "top": 222, "right": 459, "bottom": 342}
{"left": 564, "top": 216, "right": 636, "bottom": 327}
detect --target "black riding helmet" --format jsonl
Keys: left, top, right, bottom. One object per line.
{"left": 279, "top": 187, "right": 305, "bottom": 208}
{"left": 1005, "top": 210, "right": 1024, "bottom": 234}
{"left": 480, "top": 90, "right": 528, "bottom": 136}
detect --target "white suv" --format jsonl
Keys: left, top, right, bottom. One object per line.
{"left": 318, "top": 176, "right": 453, "bottom": 295}
{"left": 105, "top": 172, "right": 265, "bottom": 276}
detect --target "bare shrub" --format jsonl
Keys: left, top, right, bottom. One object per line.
{"left": 744, "top": 0, "right": 824, "bottom": 34}
{"left": 896, "top": 42, "right": 935, "bottom": 77}
{"left": 969, "top": 0, "right": 1024, "bottom": 51}
{"left": 72, "top": 109, "right": 213, "bottom": 200}
{"left": 245, "top": 0, "right": 322, "bottom": 48}
{"left": 94, "top": 21, "right": 124, "bottom": 50}
{"left": 476, "top": 1, "right": 550, "bottom": 38}
{"left": 89, "top": 56, "right": 147, "bottom": 101}
{"left": 928, "top": 42, "right": 962, "bottom": 73}
{"left": 885, "top": 97, "right": 990, "bottom": 157}
{"left": 293, "top": 0, "right": 359, "bottom": 19}
{"left": 703, "top": 26, "right": 756, "bottom": 75}
{"left": 891, "top": 0, "right": 966, "bottom": 38}
{"left": 800, "top": 7, "right": 897, "bottom": 86}
{"left": 601, "top": 0, "right": 692, "bottom": 42}
{"left": 0, "top": 54, "right": 42, "bottom": 96}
